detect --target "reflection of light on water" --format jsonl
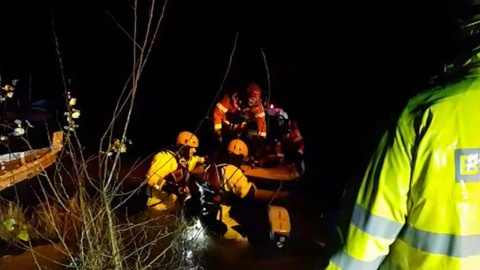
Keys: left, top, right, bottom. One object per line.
{"left": 185, "top": 250, "right": 193, "bottom": 260}
{"left": 184, "top": 219, "right": 206, "bottom": 242}
{"left": 178, "top": 218, "right": 210, "bottom": 269}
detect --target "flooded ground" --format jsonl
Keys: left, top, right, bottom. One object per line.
{"left": 0, "top": 152, "right": 330, "bottom": 270}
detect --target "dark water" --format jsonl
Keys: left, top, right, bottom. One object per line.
{"left": 0, "top": 151, "right": 331, "bottom": 270}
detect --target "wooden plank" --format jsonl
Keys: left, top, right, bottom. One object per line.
{"left": 0, "top": 131, "right": 63, "bottom": 192}
{"left": 0, "top": 148, "right": 51, "bottom": 176}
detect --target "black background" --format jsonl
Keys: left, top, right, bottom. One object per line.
{"left": 0, "top": 0, "right": 462, "bottom": 205}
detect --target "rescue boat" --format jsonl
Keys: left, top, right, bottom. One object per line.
{"left": 0, "top": 101, "right": 64, "bottom": 192}
{"left": 0, "top": 131, "right": 63, "bottom": 192}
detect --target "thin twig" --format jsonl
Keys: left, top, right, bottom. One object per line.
{"left": 106, "top": 10, "right": 142, "bottom": 50}
{"left": 260, "top": 47, "right": 271, "bottom": 133}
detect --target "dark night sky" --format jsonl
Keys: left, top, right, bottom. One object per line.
{"left": 0, "top": 0, "right": 461, "bottom": 189}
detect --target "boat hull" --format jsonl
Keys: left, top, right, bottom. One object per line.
{"left": 0, "top": 131, "right": 63, "bottom": 192}
{"left": 241, "top": 163, "right": 301, "bottom": 202}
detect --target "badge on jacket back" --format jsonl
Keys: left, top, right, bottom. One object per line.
{"left": 455, "top": 148, "right": 480, "bottom": 182}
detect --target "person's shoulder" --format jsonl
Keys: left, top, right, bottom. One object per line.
{"left": 223, "top": 163, "right": 241, "bottom": 170}
{"left": 404, "top": 77, "right": 479, "bottom": 117}
{"left": 222, "top": 164, "right": 244, "bottom": 177}
{"left": 386, "top": 77, "right": 480, "bottom": 138}
{"left": 153, "top": 149, "right": 175, "bottom": 160}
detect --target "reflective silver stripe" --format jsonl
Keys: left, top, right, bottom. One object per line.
{"left": 399, "top": 224, "right": 480, "bottom": 258}
{"left": 351, "top": 204, "right": 403, "bottom": 240}
{"left": 330, "top": 250, "right": 385, "bottom": 270}
{"left": 353, "top": 203, "right": 480, "bottom": 258}
{"left": 216, "top": 103, "right": 228, "bottom": 113}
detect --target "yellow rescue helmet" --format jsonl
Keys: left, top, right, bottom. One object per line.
{"left": 227, "top": 139, "right": 248, "bottom": 157}
{"left": 176, "top": 131, "right": 199, "bottom": 148}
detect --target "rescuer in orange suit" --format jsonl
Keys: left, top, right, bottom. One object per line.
{"left": 212, "top": 89, "right": 244, "bottom": 143}
{"left": 240, "top": 82, "right": 268, "bottom": 161}
{"left": 242, "top": 82, "right": 267, "bottom": 140}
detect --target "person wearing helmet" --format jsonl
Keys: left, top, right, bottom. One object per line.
{"left": 212, "top": 89, "right": 245, "bottom": 143}
{"left": 200, "top": 139, "right": 258, "bottom": 241}
{"left": 324, "top": 1, "right": 480, "bottom": 269}
{"left": 242, "top": 82, "right": 267, "bottom": 140}
{"left": 239, "top": 82, "right": 268, "bottom": 163}
{"left": 145, "top": 131, "right": 206, "bottom": 213}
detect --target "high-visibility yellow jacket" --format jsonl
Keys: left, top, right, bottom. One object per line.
{"left": 146, "top": 150, "right": 205, "bottom": 188}
{"left": 218, "top": 164, "right": 256, "bottom": 199}
{"left": 326, "top": 76, "right": 480, "bottom": 270}
{"left": 146, "top": 150, "right": 179, "bottom": 188}
{"left": 146, "top": 150, "right": 205, "bottom": 211}
{"left": 145, "top": 150, "right": 180, "bottom": 211}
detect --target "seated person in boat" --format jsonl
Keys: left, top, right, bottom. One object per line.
{"left": 275, "top": 119, "right": 305, "bottom": 174}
